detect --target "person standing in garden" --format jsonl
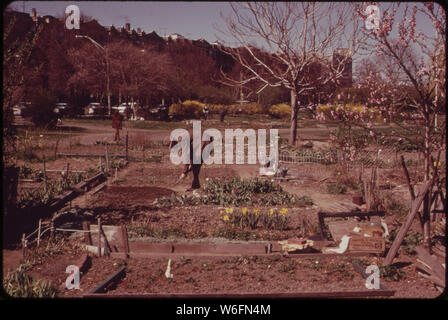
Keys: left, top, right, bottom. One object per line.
{"left": 112, "top": 110, "right": 123, "bottom": 142}
{"left": 170, "top": 132, "right": 214, "bottom": 191}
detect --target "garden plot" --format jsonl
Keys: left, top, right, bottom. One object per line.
{"left": 4, "top": 120, "right": 445, "bottom": 299}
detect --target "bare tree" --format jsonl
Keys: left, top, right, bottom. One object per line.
{"left": 67, "top": 42, "right": 107, "bottom": 100}
{"left": 108, "top": 41, "right": 173, "bottom": 114}
{"left": 217, "top": 2, "right": 363, "bottom": 145}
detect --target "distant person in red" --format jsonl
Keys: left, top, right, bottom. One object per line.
{"left": 112, "top": 110, "right": 123, "bottom": 141}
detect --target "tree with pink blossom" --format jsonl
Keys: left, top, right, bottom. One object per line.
{"left": 317, "top": 2, "right": 446, "bottom": 251}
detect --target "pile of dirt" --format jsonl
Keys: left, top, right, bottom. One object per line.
{"left": 90, "top": 186, "right": 176, "bottom": 209}
{"left": 106, "top": 186, "right": 175, "bottom": 201}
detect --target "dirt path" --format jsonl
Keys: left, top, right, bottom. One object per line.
{"left": 56, "top": 121, "right": 170, "bottom": 148}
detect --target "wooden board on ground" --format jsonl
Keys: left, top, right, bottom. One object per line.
{"left": 348, "top": 235, "right": 385, "bottom": 254}
{"left": 327, "top": 201, "right": 362, "bottom": 213}
{"left": 89, "top": 225, "right": 128, "bottom": 253}
{"left": 327, "top": 219, "right": 382, "bottom": 242}
{"left": 414, "top": 245, "right": 445, "bottom": 288}
{"left": 327, "top": 220, "right": 359, "bottom": 242}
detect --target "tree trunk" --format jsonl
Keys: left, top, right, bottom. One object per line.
{"left": 289, "top": 89, "right": 299, "bottom": 146}
{"left": 423, "top": 118, "right": 432, "bottom": 251}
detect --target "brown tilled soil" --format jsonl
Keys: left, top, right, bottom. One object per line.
{"left": 3, "top": 246, "right": 441, "bottom": 299}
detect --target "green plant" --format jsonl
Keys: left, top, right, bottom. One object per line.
{"left": 278, "top": 259, "right": 297, "bottom": 274}
{"left": 3, "top": 264, "right": 57, "bottom": 298}
{"left": 222, "top": 207, "right": 290, "bottom": 231}
{"left": 202, "top": 177, "right": 308, "bottom": 207}
{"left": 303, "top": 258, "right": 323, "bottom": 271}
{"left": 379, "top": 265, "right": 406, "bottom": 281}
{"left": 324, "top": 262, "right": 354, "bottom": 280}
{"left": 213, "top": 227, "right": 259, "bottom": 241}
{"left": 243, "top": 208, "right": 260, "bottom": 230}
{"left": 381, "top": 192, "right": 408, "bottom": 220}
{"left": 326, "top": 182, "right": 347, "bottom": 194}
{"left": 387, "top": 229, "right": 422, "bottom": 254}
{"left": 154, "top": 177, "right": 311, "bottom": 208}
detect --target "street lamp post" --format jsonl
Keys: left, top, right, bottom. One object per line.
{"left": 75, "top": 35, "right": 111, "bottom": 116}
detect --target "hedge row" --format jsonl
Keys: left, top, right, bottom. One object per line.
{"left": 168, "top": 100, "right": 291, "bottom": 119}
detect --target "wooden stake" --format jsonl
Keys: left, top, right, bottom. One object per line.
{"left": 43, "top": 157, "right": 47, "bottom": 193}
{"left": 383, "top": 180, "right": 432, "bottom": 266}
{"left": 97, "top": 218, "right": 102, "bottom": 257}
{"left": 125, "top": 131, "right": 129, "bottom": 161}
{"left": 121, "top": 225, "right": 130, "bottom": 256}
{"left": 69, "top": 126, "right": 72, "bottom": 151}
{"left": 22, "top": 233, "right": 26, "bottom": 259}
{"left": 82, "top": 221, "right": 92, "bottom": 245}
{"left": 99, "top": 156, "right": 103, "bottom": 172}
{"left": 105, "top": 144, "right": 109, "bottom": 172}
{"left": 400, "top": 155, "right": 416, "bottom": 200}
{"left": 99, "top": 225, "right": 111, "bottom": 256}
{"left": 66, "top": 162, "right": 70, "bottom": 178}
{"left": 54, "top": 138, "right": 60, "bottom": 159}
{"left": 115, "top": 167, "right": 118, "bottom": 180}
{"left": 50, "top": 221, "right": 55, "bottom": 242}
{"left": 37, "top": 219, "right": 42, "bottom": 247}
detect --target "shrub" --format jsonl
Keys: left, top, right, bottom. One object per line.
{"left": 168, "top": 100, "right": 204, "bottom": 119}
{"left": 29, "top": 94, "right": 58, "bottom": 128}
{"left": 316, "top": 103, "right": 381, "bottom": 121}
{"left": 209, "top": 102, "right": 266, "bottom": 115}
{"left": 269, "top": 103, "right": 291, "bottom": 119}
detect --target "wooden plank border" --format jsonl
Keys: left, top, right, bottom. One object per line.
{"left": 89, "top": 266, "right": 126, "bottom": 294}
{"left": 83, "top": 290, "right": 395, "bottom": 299}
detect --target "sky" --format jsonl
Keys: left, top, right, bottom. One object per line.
{"left": 7, "top": 1, "right": 235, "bottom": 44}
{"left": 7, "top": 1, "right": 444, "bottom": 70}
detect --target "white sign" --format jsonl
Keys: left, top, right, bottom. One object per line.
{"left": 65, "top": 265, "right": 80, "bottom": 290}
{"left": 365, "top": 5, "right": 380, "bottom": 30}
{"left": 65, "top": 5, "right": 80, "bottom": 30}
{"left": 365, "top": 264, "right": 381, "bottom": 289}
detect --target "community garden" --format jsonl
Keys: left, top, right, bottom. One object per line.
{"left": 3, "top": 103, "right": 445, "bottom": 298}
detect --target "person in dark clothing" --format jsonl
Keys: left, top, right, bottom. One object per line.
{"left": 219, "top": 108, "right": 227, "bottom": 122}
{"left": 203, "top": 105, "right": 209, "bottom": 121}
{"left": 170, "top": 134, "right": 213, "bottom": 190}
{"left": 112, "top": 110, "right": 123, "bottom": 141}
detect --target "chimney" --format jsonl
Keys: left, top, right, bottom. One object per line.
{"left": 31, "top": 8, "right": 37, "bottom": 21}
{"left": 137, "top": 28, "right": 142, "bottom": 36}
{"left": 125, "top": 23, "right": 131, "bottom": 33}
